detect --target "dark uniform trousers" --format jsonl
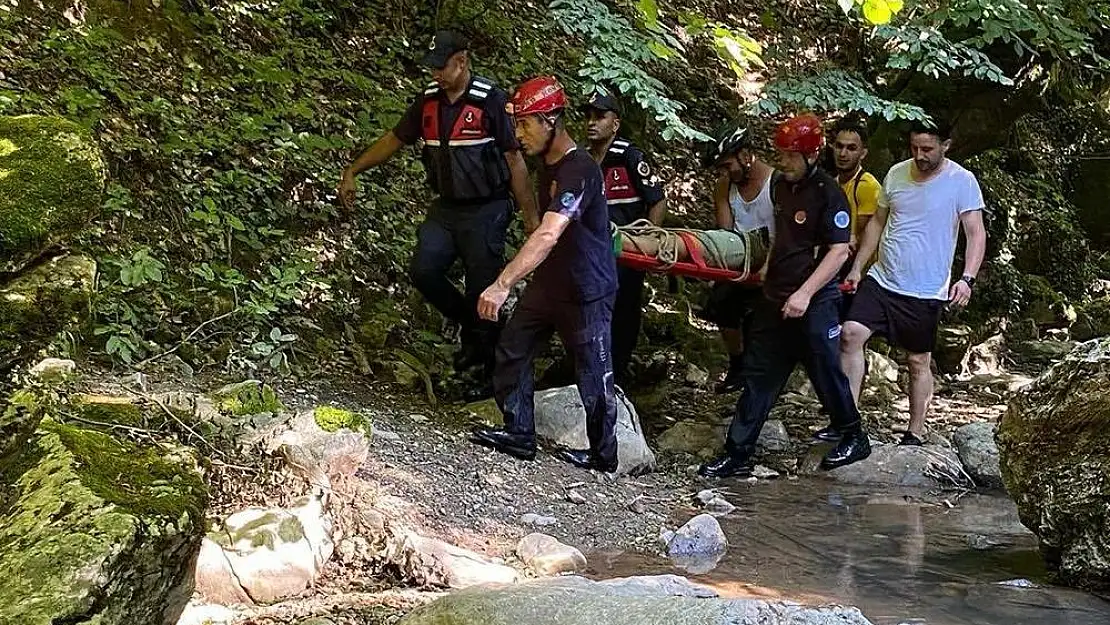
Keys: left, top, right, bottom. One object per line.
{"left": 726, "top": 293, "right": 862, "bottom": 457}
{"left": 409, "top": 197, "right": 512, "bottom": 356}
{"left": 611, "top": 266, "right": 645, "bottom": 382}
{"left": 493, "top": 285, "right": 619, "bottom": 465}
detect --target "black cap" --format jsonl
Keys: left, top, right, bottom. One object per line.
{"left": 421, "top": 30, "right": 469, "bottom": 69}
{"left": 579, "top": 92, "right": 621, "bottom": 116}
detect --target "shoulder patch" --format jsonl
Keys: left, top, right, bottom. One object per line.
{"left": 636, "top": 161, "right": 650, "bottom": 177}
{"left": 833, "top": 210, "right": 851, "bottom": 229}
{"left": 559, "top": 191, "right": 576, "bottom": 208}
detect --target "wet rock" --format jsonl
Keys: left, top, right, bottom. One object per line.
{"left": 655, "top": 421, "right": 723, "bottom": 460}
{"left": 196, "top": 496, "right": 333, "bottom": 605}
{"left": 756, "top": 419, "right": 792, "bottom": 453}
{"left": 534, "top": 386, "right": 655, "bottom": 475}
{"left": 397, "top": 576, "right": 875, "bottom": 625}
{"left": 998, "top": 338, "right": 1110, "bottom": 590}
{"left": 517, "top": 533, "right": 587, "bottom": 576}
{"left": 996, "top": 579, "right": 1038, "bottom": 588}
{"left": 752, "top": 465, "right": 780, "bottom": 479}
{"left": 694, "top": 489, "right": 736, "bottom": 515}
{"left": 665, "top": 514, "right": 727, "bottom": 558}
{"left": 953, "top": 422, "right": 1003, "bottom": 488}
{"left": 822, "top": 443, "right": 971, "bottom": 488}
{"left": 596, "top": 574, "right": 717, "bottom": 598}
{"left": 0, "top": 419, "right": 207, "bottom": 625}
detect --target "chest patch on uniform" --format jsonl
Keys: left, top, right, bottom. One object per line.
{"left": 464, "top": 110, "right": 475, "bottom": 124}
{"left": 612, "top": 169, "right": 621, "bottom": 180}
{"left": 637, "top": 161, "right": 650, "bottom": 177}
{"left": 834, "top": 210, "right": 850, "bottom": 229}
{"left": 794, "top": 210, "right": 807, "bottom": 225}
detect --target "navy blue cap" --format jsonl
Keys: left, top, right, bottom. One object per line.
{"left": 579, "top": 92, "right": 621, "bottom": 116}
{"left": 421, "top": 30, "right": 469, "bottom": 69}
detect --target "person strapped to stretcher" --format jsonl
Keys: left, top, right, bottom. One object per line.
{"left": 609, "top": 219, "right": 771, "bottom": 283}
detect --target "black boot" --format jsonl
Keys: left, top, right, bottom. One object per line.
{"left": 811, "top": 425, "right": 843, "bottom": 443}
{"left": 470, "top": 427, "right": 537, "bottom": 460}
{"left": 714, "top": 355, "right": 744, "bottom": 394}
{"left": 820, "top": 429, "right": 871, "bottom": 470}
{"left": 698, "top": 453, "right": 754, "bottom": 478}
{"left": 557, "top": 449, "right": 618, "bottom": 473}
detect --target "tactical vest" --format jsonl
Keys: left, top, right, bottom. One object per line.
{"left": 420, "top": 76, "right": 510, "bottom": 203}
{"left": 601, "top": 138, "right": 645, "bottom": 226}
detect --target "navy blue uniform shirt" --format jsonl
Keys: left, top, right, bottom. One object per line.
{"left": 763, "top": 168, "right": 851, "bottom": 304}
{"left": 532, "top": 148, "right": 617, "bottom": 303}
{"left": 393, "top": 84, "right": 519, "bottom": 152}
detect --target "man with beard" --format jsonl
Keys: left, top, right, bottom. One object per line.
{"left": 697, "top": 124, "right": 777, "bottom": 394}
{"left": 840, "top": 121, "right": 986, "bottom": 446}
{"left": 830, "top": 117, "right": 882, "bottom": 305}
{"left": 337, "top": 30, "right": 537, "bottom": 401}
{"left": 469, "top": 77, "right": 620, "bottom": 473}
{"left": 699, "top": 114, "right": 870, "bottom": 479}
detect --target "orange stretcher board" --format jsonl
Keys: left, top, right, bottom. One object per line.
{"left": 615, "top": 230, "right": 762, "bottom": 284}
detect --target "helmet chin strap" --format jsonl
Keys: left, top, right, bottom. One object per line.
{"left": 538, "top": 113, "right": 562, "bottom": 158}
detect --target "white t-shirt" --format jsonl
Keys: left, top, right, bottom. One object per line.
{"left": 868, "top": 159, "right": 985, "bottom": 300}
{"left": 729, "top": 172, "right": 776, "bottom": 237}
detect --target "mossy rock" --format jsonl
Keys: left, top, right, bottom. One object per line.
{"left": 0, "top": 419, "right": 208, "bottom": 624}
{"left": 1072, "top": 298, "right": 1110, "bottom": 342}
{"left": 0, "top": 389, "right": 46, "bottom": 469}
{"left": 0, "top": 254, "right": 96, "bottom": 368}
{"left": 997, "top": 338, "right": 1110, "bottom": 591}
{"left": 313, "top": 405, "right": 370, "bottom": 434}
{"left": 1022, "top": 274, "right": 1068, "bottom": 326}
{"left": 0, "top": 115, "right": 107, "bottom": 273}
{"left": 211, "top": 380, "right": 285, "bottom": 416}
{"left": 73, "top": 394, "right": 145, "bottom": 429}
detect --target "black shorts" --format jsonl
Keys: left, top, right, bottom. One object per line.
{"left": 698, "top": 282, "right": 763, "bottom": 330}
{"left": 846, "top": 276, "right": 944, "bottom": 354}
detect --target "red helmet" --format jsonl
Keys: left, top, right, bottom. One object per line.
{"left": 775, "top": 114, "right": 825, "bottom": 154}
{"left": 510, "top": 76, "right": 567, "bottom": 118}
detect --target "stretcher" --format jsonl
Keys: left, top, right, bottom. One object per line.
{"left": 612, "top": 220, "right": 767, "bottom": 284}
{"left": 617, "top": 230, "right": 763, "bottom": 284}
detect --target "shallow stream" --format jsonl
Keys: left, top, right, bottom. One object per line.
{"left": 588, "top": 479, "right": 1110, "bottom": 625}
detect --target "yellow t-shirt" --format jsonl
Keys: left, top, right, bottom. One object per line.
{"left": 840, "top": 169, "right": 881, "bottom": 239}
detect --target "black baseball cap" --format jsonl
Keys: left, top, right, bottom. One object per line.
{"left": 421, "top": 30, "right": 469, "bottom": 69}
{"left": 579, "top": 92, "right": 621, "bottom": 116}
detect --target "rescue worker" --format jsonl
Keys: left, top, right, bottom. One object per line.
{"left": 469, "top": 76, "right": 620, "bottom": 473}
{"left": 337, "top": 30, "right": 537, "bottom": 399}
{"left": 699, "top": 114, "right": 871, "bottom": 479}
{"left": 582, "top": 92, "right": 667, "bottom": 384}
{"left": 697, "top": 124, "right": 776, "bottom": 394}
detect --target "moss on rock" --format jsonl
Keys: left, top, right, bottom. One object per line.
{"left": 212, "top": 380, "right": 285, "bottom": 416}
{"left": 0, "top": 419, "right": 208, "bottom": 624}
{"left": 997, "top": 338, "right": 1110, "bottom": 591}
{"left": 313, "top": 405, "right": 369, "bottom": 434}
{"left": 73, "top": 394, "right": 145, "bottom": 428}
{"left": 0, "top": 115, "right": 107, "bottom": 273}
{"left": 0, "top": 254, "right": 96, "bottom": 367}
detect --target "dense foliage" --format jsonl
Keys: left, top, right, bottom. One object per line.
{"left": 0, "top": 0, "right": 1106, "bottom": 377}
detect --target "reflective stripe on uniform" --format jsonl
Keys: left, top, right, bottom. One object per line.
{"left": 607, "top": 197, "right": 641, "bottom": 205}
{"left": 447, "top": 137, "right": 494, "bottom": 146}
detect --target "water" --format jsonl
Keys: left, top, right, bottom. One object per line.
{"left": 587, "top": 479, "right": 1110, "bottom": 625}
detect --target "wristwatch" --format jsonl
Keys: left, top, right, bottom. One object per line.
{"left": 959, "top": 275, "right": 976, "bottom": 288}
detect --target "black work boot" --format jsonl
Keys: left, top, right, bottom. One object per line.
{"left": 811, "top": 425, "right": 843, "bottom": 443}
{"left": 558, "top": 449, "right": 619, "bottom": 474}
{"left": 698, "top": 453, "right": 754, "bottom": 479}
{"left": 470, "top": 427, "right": 537, "bottom": 460}
{"left": 714, "top": 355, "right": 744, "bottom": 394}
{"left": 820, "top": 429, "right": 872, "bottom": 470}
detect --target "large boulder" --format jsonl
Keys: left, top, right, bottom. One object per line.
{"left": 0, "top": 254, "right": 97, "bottom": 368}
{"left": 953, "top": 422, "right": 1003, "bottom": 488}
{"left": 997, "top": 338, "right": 1110, "bottom": 590}
{"left": 534, "top": 386, "right": 655, "bottom": 475}
{"left": 0, "top": 419, "right": 208, "bottom": 624}
{"left": 1071, "top": 298, "right": 1110, "bottom": 342}
{"left": 0, "top": 115, "right": 106, "bottom": 273}
{"left": 398, "top": 575, "right": 874, "bottom": 625}
{"left": 933, "top": 325, "right": 974, "bottom": 374}
{"left": 821, "top": 443, "right": 971, "bottom": 488}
